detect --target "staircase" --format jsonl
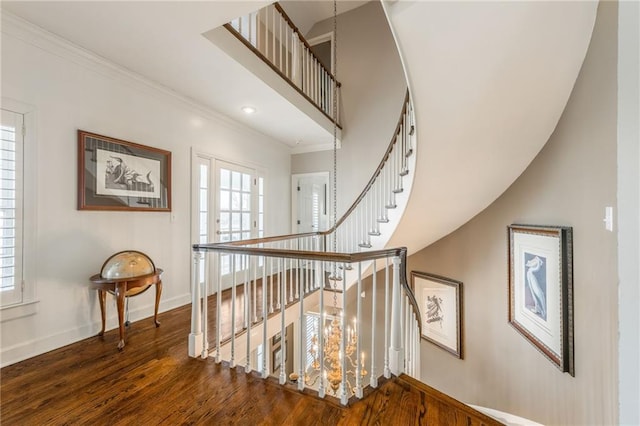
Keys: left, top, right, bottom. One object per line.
{"left": 189, "top": 90, "right": 420, "bottom": 406}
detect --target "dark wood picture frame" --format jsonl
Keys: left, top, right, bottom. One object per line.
{"left": 78, "top": 130, "right": 171, "bottom": 211}
{"left": 411, "top": 271, "right": 463, "bottom": 358}
{"left": 272, "top": 331, "right": 281, "bottom": 346}
{"left": 508, "top": 224, "right": 574, "bottom": 376}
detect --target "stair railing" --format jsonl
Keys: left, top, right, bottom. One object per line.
{"left": 188, "top": 91, "right": 420, "bottom": 404}
{"left": 226, "top": 2, "right": 341, "bottom": 125}
{"left": 327, "top": 90, "right": 413, "bottom": 253}
{"left": 190, "top": 244, "right": 420, "bottom": 405}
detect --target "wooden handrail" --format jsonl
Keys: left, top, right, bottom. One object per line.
{"left": 321, "top": 89, "right": 410, "bottom": 234}
{"left": 192, "top": 242, "right": 420, "bottom": 333}
{"left": 193, "top": 242, "right": 405, "bottom": 263}
{"left": 223, "top": 23, "right": 343, "bottom": 128}
{"left": 273, "top": 2, "right": 339, "bottom": 84}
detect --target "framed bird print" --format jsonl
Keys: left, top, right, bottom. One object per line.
{"left": 508, "top": 224, "right": 574, "bottom": 375}
{"left": 411, "top": 271, "right": 463, "bottom": 358}
{"left": 78, "top": 130, "right": 171, "bottom": 211}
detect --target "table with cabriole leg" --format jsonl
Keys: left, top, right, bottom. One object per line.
{"left": 89, "top": 269, "right": 163, "bottom": 350}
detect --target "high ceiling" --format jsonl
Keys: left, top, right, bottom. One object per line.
{"left": 2, "top": 1, "right": 365, "bottom": 152}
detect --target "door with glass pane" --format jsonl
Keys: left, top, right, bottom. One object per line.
{"left": 215, "top": 160, "right": 264, "bottom": 286}
{"left": 193, "top": 156, "right": 264, "bottom": 291}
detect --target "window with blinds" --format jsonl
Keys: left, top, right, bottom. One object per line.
{"left": 305, "top": 313, "right": 320, "bottom": 370}
{"left": 1, "top": 109, "right": 24, "bottom": 307}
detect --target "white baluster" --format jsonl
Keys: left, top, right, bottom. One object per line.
{"left": 389, "top": 256, "right": 404, "bottom": 375}
{"left": 282, "top": 245, "right": 287, "bottom": 306}
{"left": 244, "top": 257, "right": 249, "bottom": 330}
{"left": 216, "top": 252, "right": 222, "bottom": 363}
{"left": 403, "top": 295, "right": 409, "bottom": 373}
{"left": 230, "top": 255, "right": 237, "bottom": 368}
{"left": 267, "top": 257, "right": 272, "bottom": 313}
{"left": 370, "top": 259, "right": 378, "bottom": 388}
{"left": 279, "top": 12, "right": 282, "bottom": 72}
{"left": 245, "top": 255, "right": 251, "bottom": 373}
{"left": 298, "top": 260, "right": 306, "bottom": 391}
{"left": 279, "top": 258, "right": 287, "bottom": 385}
{"left": 253, "top": 256, "right": 258, "bottom": 323}
{"left": 355, "top": 262, "right": 363, "bottom": 398}
{"left": 340, "top": 264, "right": 348, "bottom": 406}
{"left": 271, "top": 6, "right": 275, "bottom": 64}
{"left": 317, "top": 259, "right": 326, "bottom": 398}
{"left": 202, "top": 251, "right": 209, "bottom": 359}
{"left": 285, "top": 25, "right": 290, "bottom": 79}
{"left": 383, "top": 257, "right": 390, "bottom": 378}
{"left": 262, "top": 255, "right": 268, "bottom": 378}
{"left": 189, "top": 250, "right": 203, "bottom": 358}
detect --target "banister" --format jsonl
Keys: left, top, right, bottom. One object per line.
{"left": 224, "top": 2, "right": 342, "bottom": 126}
{"left": 273, "top": 2, "right": 339, "bottom": 84}
{"left": 321, "top": 89, "right": 410, "bottom": 235}
{"left": 193, "top": 240, "right": 421, "bottom": 333}
{"left": 193, "top": 242, "right": 405, "bottom": 263}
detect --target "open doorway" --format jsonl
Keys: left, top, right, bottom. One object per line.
{"left": 308, "top": 32, "right": 334, "bottom": 74}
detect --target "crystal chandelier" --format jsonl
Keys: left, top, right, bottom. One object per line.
{"left": 305, "top": 313, "right": 366, "bottom": 396}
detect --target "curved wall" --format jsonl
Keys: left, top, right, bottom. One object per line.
{"left": 407, "top": 3, "right": 618, "bottom": 423}
{"left": 384, "top": 0, "right": 598, "bottom": 254}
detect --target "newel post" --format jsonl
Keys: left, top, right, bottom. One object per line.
{"left": 389, "top": 256, "right": 404, "bottom": 375}
{"left": 189, "top": 250, "right": 204, "bottom": 357}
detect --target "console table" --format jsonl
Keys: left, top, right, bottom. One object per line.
{"left": 89, "top": 269, "right": 163, "bottom": 350}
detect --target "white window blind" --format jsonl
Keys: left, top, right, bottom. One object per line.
{"left": 1, "top": 109, "right": 24, "bottom": 307}
{"left": 305, "top": 313, "right": 320, "bottom": 370}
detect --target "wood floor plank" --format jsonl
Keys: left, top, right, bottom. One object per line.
{"left": 1, "top": 290, "right": 502, "bottom": 425}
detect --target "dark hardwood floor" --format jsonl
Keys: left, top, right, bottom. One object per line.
{"left": 1, "top": 292, "right": 501, "bottom": 425}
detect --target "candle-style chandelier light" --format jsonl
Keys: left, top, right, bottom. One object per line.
{"left": 305, "top": 313, "right": 366, "bottom": 396}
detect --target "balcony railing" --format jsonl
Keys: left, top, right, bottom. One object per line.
{"left": 226, "top": 3, "right": 341, "bottom": 125}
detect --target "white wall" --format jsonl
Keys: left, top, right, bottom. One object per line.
{"left": 0, "top": 15, "right": 291, "bottom": 366}
{"left": 291, "top": 1, "right": 407, "bottom": 220}
{"left": 617, "top": 1, "right": 640, "bottom": 424}
{"left": 408, "top": 3, "right": 619, "bottom": 424}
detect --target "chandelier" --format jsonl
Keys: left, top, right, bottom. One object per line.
{"left": 304, "top": 312, "right": 366, "bottom": 396}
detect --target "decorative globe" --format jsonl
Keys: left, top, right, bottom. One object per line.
{"left": 101, "top": 250, "right": 156, "bottom": 297}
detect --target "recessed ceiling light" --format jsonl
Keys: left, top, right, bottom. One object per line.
{"left": 241, "top": 106, "right": 256, "bottom": 114}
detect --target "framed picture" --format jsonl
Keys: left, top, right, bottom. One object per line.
{"left": 411, "top": 271, "right": 463, "bottom": 358}
{"left": 272, "top": 347, "right": 282, "bottom": 373}
{"left": 272, "top": 331, "right": 281, "bottom": 346}
{"left": 508, "top": 224, "right": 574, "bottom": 376}
{"left": 78, "top": 130, "right": 171, "bottom": 211}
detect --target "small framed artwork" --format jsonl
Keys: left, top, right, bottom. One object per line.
{"left": 78, "top": 130, "right": 171, "bottom": 211}
{"left": 272, "top": 347, "right": 282, "bottom": 373}
{"left": 508, "top": 224, "right": 574, "bottom": 376}
{"left": 411, "top": 271, "right": 463, "bottom": 358}
{"left": 272, "top": 331, "right": 281, "bottom": 346}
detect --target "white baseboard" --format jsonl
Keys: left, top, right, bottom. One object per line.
{"left": 0, "top": 293, "right": 191, "bottom": 368}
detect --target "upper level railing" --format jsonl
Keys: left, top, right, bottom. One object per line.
{"left": 226, "top": 2, "right": 341, "bottom": 125}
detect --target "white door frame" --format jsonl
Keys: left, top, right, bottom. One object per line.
{"left": 307, "top": 32, "right": 335, "bottom": 74}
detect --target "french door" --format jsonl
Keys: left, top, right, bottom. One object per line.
{"left": 193, "top": 154, "right": 264, "bottom": 289}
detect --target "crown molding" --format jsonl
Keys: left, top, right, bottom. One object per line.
{"left": 0, "top": 11, "right": 291, "bottom": 150}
